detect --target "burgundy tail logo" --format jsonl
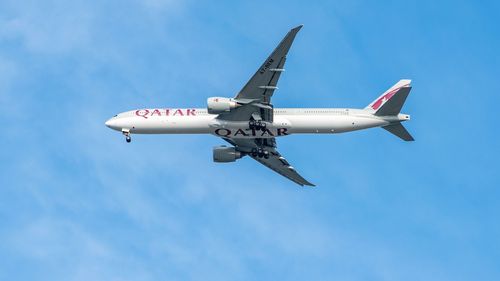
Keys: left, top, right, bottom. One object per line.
{"left": 371, "top": 86, "right": 407, "bottom": 110}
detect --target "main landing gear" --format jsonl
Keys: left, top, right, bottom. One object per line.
{"left": 249, "top": 119, "right": 267, "bottom": 131}
{"left": 251, "top": 148, "right": 270, "bottom": 159}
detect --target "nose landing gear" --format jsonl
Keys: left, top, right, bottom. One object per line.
{"left": 122, "top": 129, "right": 131, "bottom": 143}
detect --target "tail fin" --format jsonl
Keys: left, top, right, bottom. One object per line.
{"left": 366, "top": 79, "right": 412, "bottom": 116}
{"left": 382, "top": 123, "right": 414, "bottom": 141}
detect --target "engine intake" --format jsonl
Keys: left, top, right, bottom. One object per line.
{"left": 213, "top": 146, "right": 242, "bottom": 163}
{"left": 207, "top": 97, "right": 239, "bottom": 114}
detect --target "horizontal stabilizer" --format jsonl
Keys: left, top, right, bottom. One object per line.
{"left": 382, "top": 123, "right": 414, "bottom": 141}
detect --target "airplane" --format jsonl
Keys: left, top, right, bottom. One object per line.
{"left": 105, "top": 25, "right": 414, "bottom": 186}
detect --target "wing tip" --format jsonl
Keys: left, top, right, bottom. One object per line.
{"left": 292, "top": 24, "right": 304, "bottom": 31}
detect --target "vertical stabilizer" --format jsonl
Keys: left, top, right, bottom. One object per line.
{"left": 366, "top": 80, "right": 412, "bottom": 116}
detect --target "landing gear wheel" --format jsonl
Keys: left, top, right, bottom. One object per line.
{"left": 249, "top": 120, "right": 256, "bottom": 129}
{"left": 256, "top": 148, "right": 266, "bottom": 158}
{"left": 263, "top": 151, "right": 270, "bottom": 159}
{"left": 123, "top": 130, "right": 132, "bottom": 143}
{"left": 251, "top": 148, "right": 269, "bottom": 158}
{"left": 260, "top": 122, "right": 267, "bottom": 131}
{"left": 249, "top": 119, "right": 268, "bottom": 131}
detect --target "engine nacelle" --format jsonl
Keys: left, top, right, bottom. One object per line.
{"left": 213, "top": 146, "right": 242, "bottom": 163}
{"left": 207, "top": 97, "right": 239, "bottom": 114}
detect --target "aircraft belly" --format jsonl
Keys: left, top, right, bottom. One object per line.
{"left": 285, "top": 115, "right": 386, "bottom": 134}
{"left": 209, "top": 119, "right": 291, "bottom": 139}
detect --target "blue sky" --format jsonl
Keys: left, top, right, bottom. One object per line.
{"left": 1, "top": 0, "right": 499, "bottom": 280}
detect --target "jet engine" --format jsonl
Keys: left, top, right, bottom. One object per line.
{"left": 207, "top": 97, "right": 239, "bottom": 114}
{"left": 213, "top": 146, "right": 243, "bottom": 162}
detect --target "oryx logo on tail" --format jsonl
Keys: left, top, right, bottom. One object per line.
{"left": 371, "top": 88, "right": 399, "bottom": 110}
{"left": 366, "top": 80, "right": 412, "bottom": 112}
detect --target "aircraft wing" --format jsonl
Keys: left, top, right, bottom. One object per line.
{"left": 224, "top": 138, "right": 315, "bottom": 187}
{"left": 236, "top": 24, "right": 302, "bottom": 103}
{"left": 217, "top": 25, "right": 302, "bottom": 122}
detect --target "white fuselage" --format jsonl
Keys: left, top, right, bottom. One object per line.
{"left": 105, "top": 108, "right": 408, "bottom": 139}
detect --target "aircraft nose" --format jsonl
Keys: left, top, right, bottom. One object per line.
{"left": 105, "top": 118, "right": 115, "bottom": 128}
